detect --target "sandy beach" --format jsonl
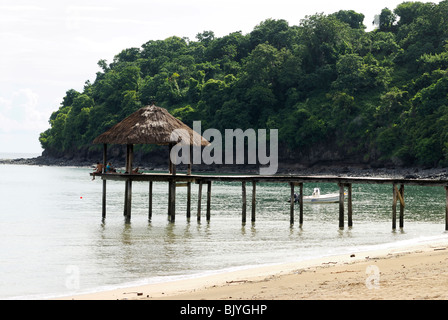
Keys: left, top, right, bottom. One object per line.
{"left": 59, "top": 238, "right": 448, "bottom": 300}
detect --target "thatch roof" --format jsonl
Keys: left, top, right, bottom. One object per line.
{"left": 93, "top": 105, "right": 209, "bottom": 146}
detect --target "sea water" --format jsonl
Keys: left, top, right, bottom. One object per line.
{"left": 1, "top": 163, "right": 447, "bottom": 299}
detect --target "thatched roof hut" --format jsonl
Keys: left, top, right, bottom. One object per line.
{"left": 93, "top": 105, "right": 209, "bottom": 146}
{"left": 93, "top": 105, "right": 209, "bottom": 175}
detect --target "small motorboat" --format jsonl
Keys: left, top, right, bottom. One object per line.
{"left": 289, "top": 188, "right": 344, "bottom": 204}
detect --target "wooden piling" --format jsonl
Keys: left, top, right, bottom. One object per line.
{"left": 347, "top": 183, "right": 353, "bottom": 227}
{"left": 125, "top": 144, "right": 134, "bottom": 173}
{"left": 186, "top": 147, "right": 192, "bottom": 220}
{"left": 290, "top": 182, "right": 294, "bottom": 225}
{"left": 102, "top": 179, "right": 107, "bottom": 219}
{"left": 206, "top": 181, "right": 212, "bottom": 221}
{"left": 148, "top": 181, "right": 153, "bottom": 221}
{"left": 252, "top": 181, "right": 256, "bottom": 222}
{"left": 399, "top": 184, "right": 405, "bottom": 229}
{"left": 168, "top": 179, "right": 176, "bottom": 222}
{"left": 339, "top": 183, "right": 344, "bottom": 228}
{"left": 242, "top": 181, "right": 247, "bottom": 223}
{"left": 172, "top": 179, "right": 176, "bottom": 222}
{"left": 101, "top": 144, "right": 107, "bottom": 219}
{"left": 168, "top": 143, "right": 174, "bottom": 174}
{"left": 123, "top": 144, "right": 134, "bottom": 221}
{"left": 124, "top": 180, "right": 129, "bottom": 217}
{"left": 299, "top": 183, "right": 303, "bottom": 226}
{"left": 125, "top": 179, "right": 132, "bottom": 223}
{"left": 167, "top": 180, "right": 171, "bottom": 218}
{"left": 197, "top": 181, "right": 202, "bottom": 221}
{"left": 186, "top": 182, "right": 191, "bottom": 219}
{"left": 445, "top": 186, "right": 448, "bottom": 231}
{"left": 392, "top": 184, "right": 398, "bottom": 230}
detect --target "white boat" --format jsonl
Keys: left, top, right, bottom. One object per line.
{"left": 290, "top": 188, "right": 345, "bottom": 204}
{"left": 303, "top": 188, "right": 341, "bottom": 203}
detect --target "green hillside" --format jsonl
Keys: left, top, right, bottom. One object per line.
{"left": 39, "top": 1, "right": 448, "bottom": 167}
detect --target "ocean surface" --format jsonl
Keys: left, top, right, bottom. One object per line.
{"left": 0, "top": 152, "right": 41, "bottom": 160}
{"left": 1, "top": 162, "right": 448, "bottom": 299}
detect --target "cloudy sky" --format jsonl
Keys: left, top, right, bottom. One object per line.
{"left": 0, "top": 0, "right": 438, "bottom": 154}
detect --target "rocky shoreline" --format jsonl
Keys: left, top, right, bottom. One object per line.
{"left": 2, "top": 154, "right": 448, "bottom": 180}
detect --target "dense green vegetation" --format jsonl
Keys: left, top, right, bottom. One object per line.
{"left": 40, "top": 1, "right": 448, "bottom": 167}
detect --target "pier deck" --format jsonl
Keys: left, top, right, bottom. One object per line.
{"left": 98, "top": 172, "right": 448, "bottom": 186}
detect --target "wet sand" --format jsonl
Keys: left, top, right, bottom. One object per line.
{"left": 60, "top": 238, "right": 448, "bottom": 300}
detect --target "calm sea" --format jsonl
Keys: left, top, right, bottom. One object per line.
{"left": 1, "top": 162, "right": 448, "bottom": 299}
{"left": 0, "top": 152, "right": 41, "bottom": 160}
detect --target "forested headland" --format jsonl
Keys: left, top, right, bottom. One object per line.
{"left": 39, "top": 1, "right": 448, "bottom": 169}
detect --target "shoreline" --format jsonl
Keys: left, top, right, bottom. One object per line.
{"left": 2, "top": 155, "right": 448, "bottom": 180}
{"left": 58, "top": 236, "right": 448, "bottom": 300}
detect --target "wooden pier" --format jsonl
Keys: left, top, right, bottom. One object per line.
{"left": 94, "top": 171, "right": 448, "bottom": 231}
{"left": 89, "top": 105, "right": 448, "bottom": 231}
